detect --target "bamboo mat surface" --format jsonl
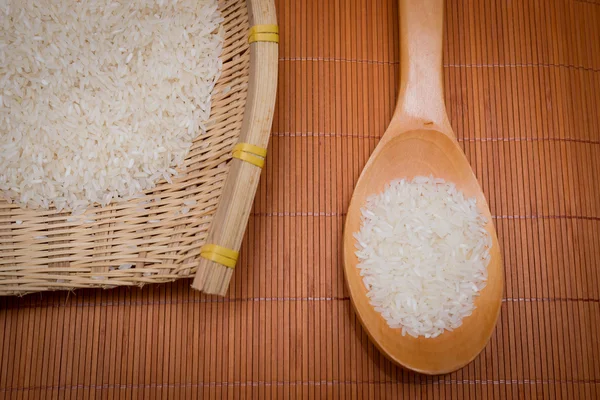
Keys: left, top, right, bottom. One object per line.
{"left": 2, "top": 0, "right": 600, "bottom": 398}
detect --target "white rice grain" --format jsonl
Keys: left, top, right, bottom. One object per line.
{"left": 0, "top": 0, "right": 223, "bottom": 212}
{"left": 354, "top": 176, "right": 491, "bottom": 338}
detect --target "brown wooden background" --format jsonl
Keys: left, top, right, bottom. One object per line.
{"left": 2, "top": 0, "right": 600, "bottom": 398}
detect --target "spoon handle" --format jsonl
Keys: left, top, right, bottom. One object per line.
{"left": 393, "top": 0, "right": 453, "bottom": 137}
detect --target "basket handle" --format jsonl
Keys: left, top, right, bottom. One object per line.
{"left": 191, "top": 0, "right": 278, "bottom": 295}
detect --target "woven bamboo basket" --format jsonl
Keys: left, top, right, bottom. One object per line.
{"left": 0, "top": 0, "right": 278, "bottom": 297}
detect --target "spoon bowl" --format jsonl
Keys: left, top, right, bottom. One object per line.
{"left": 343, "top": 129, "right": 503, "bottom": 374}
{"left": 342, "top": 0, "right": 503, "bottom": 375}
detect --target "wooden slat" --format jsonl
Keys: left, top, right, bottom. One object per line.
{"left": 1, "top": 0, "right": 600, "bottom": 398}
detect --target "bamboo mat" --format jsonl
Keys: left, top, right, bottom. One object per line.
{"left": 1, "top": 0, "right": 600, "bottom": 398}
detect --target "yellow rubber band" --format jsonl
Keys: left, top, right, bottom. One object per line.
{"left": 200, "top": 251, "right": 237, "bottom": 268}
{"left": 200, "top": 244, "right": 239, "bottom": 269}
{"left": 232, "top": 151, "right": 265, "bottom": 168}
{"left": 249, "top": 33, "right": 279, "bottom": 44}
{"left": 232, "top": 143, "right": 267, "bottom": 168}
{"left": 248, "top": 25, "right": 279, "bottom": 44}
{"left": 201, "top": 244, "right": 239, "bottom": 260}
{"left": 249, "top": 24, "right": 279, "bottom": 36}
{"left": 233, "top": 143, "right": 267, "bottom": 157}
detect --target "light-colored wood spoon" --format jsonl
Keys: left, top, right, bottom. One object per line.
{"left": 342, "top": 0, "right": 503, "bottom": 375}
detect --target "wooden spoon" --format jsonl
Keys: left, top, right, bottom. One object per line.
{"left": 342, "top": 0, "right": 503, "bottom": 375}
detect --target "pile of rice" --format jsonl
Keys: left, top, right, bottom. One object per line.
{"left": 0, "top": 0, "right": 223, "bottom": 212}
{"left": 354, "top": 176, "right": 491, "bottom": 338}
